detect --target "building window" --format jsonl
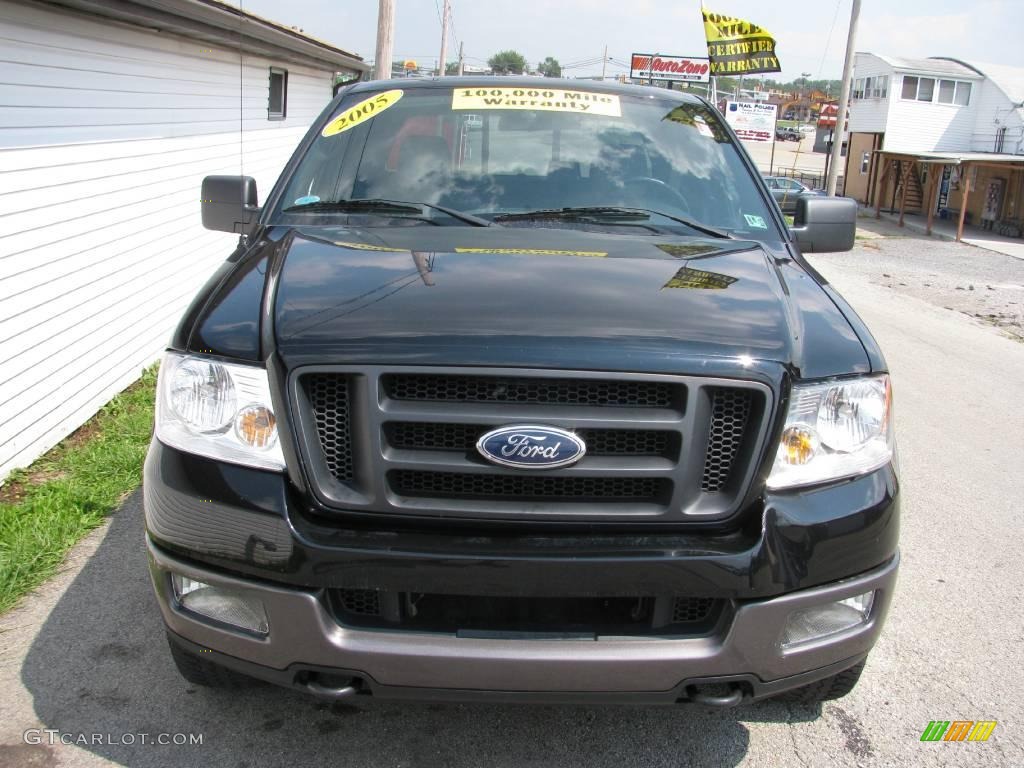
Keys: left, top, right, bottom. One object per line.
{"left": 901, "top": 75, "right": 935, "bottom": 102}
{"left": 955, "top": 81, "right": 971, "bottom": 106}
{"left": 901, "top": 75, "right": 918, "bottom": 100}
{"left": 854, "top": 76, "right": 888, "bottom": 100}
{"left": 861, "top": 152, "right": 871, "bottom": 174}
{"left": 268, "top": 67, "right": 288, "bottom": 120}
{"left": 902, "top": 74, "right": 971, "bottom": 106}
{"left": 938, "top": 79, "right": 956, "bottom": 103}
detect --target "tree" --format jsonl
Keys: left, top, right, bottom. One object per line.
{"left": 445, "top": 61, "right": 459, "bottom": 75}
{"left": 488, "top": 50, "right": 527, "bottom": 75}
{"left": 537, "top": 57, "right": 561, "bottom": 78}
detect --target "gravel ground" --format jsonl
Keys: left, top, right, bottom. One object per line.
{"left": 808, "top": 216, "right": 1024, "bottom": 341}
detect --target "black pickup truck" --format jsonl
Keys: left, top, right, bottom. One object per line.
{"left": 145, "top": 78, "right": 898, "bottom": 707}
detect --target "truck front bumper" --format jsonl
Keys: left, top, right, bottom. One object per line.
{"left": 150, "top": 538, "right": 897, "bottom": 704}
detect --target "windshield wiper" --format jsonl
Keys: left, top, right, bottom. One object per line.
{"left": 493, "top": 206, "right": 732, "bottom": 239}
{"left": 282, "top": 198, "right": 492, "bottom": 227}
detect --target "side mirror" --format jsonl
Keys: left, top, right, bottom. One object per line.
{"left": 201, "top": 175, "right": 259, "bottom": 234}
{"left": 790, "top": 195, "right": 858, "bottom": 253}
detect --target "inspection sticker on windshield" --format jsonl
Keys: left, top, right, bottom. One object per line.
{"left": 322, "top": 90, "right": 403, "bottom": 137}
{"left": 452, "top": 88, "right": 621, "bottom": 117}
{"left": 744, "top": 214, "right": 767, "bottom": 229}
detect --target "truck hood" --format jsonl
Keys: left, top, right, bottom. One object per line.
{"left": 270, "top": 225, "right": 868, "bottom": 378}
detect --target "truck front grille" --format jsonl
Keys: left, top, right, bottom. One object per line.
{"left": 702, "top": 388, "right": 753, "bottom": 492}
{"left": 383, "top": 373, "right": 677, "bottom": 408}
{"left": 384, "top": 422, "right": 676, "bottom": 458}
{"left": 329, "top": 588, "right": 724, "bottom": 636}
{"left": 294, "top": 367, "right": 771, "bottom": 524}
{"left": 305, "top": 374, "right": 354, "bottom": 482}
{"left": 390, "top": 470, "right": 670, "bottom": 502}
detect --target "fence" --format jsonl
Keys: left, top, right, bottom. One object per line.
{"left": 770, "top": 167, "right": 844, "bottom": 195}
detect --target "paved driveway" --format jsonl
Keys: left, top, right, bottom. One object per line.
{"left": 1, "top": 236, "right": 1023, "bottom": 767}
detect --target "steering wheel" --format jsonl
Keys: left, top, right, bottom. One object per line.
{"left": 623, "top": 177, "right": 692, "bottom": 216}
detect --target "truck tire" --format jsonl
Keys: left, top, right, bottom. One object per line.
{"left": 167, "top": 635, "right": 253, "bottom": 689}
{"left": 778, "top": 660, "right": 866, "bottom": 703}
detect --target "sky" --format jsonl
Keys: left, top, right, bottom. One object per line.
{"left": 233, "top": 0, "right": 1023, "bottom": 82}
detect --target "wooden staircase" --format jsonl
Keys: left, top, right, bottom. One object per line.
{"left": 894, "top": 160, "right": 924, "bottom": 213}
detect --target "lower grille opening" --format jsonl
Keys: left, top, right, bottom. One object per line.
{"left": 329, "top": 589, "right": 722, "bottom": 636}
{"left": 337, "top": 588, "right": 381, "bottom": 616}
{"left": 672, "top": 596, "right": 718, "bottom": 623}
{"left": 389, "top": 470, "right": 671, "bottom": 503}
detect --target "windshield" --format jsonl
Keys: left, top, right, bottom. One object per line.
{"left": 272, "top": 85, "right": 781, "bottom": 241}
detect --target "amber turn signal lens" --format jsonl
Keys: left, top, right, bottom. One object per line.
{"left": 234, "top": 405, "right": 277, "bottom": 449}
{"left": 781, "top": 425, "right": 818, "bottom": 465}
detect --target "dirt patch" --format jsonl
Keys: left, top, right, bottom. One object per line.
{"left": 0, "top": 468, "right": 67, "bottom": 505}
{"left": 60, "top": 418, "right": 103, "bottom": 452}
{"left": 810, "top": 222, "right": 1024, "bottom": 341}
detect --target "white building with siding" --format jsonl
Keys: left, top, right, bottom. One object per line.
{"left": 0, "top": 0, "right": 365, "bottom": 481}
{"left": 844, "top": 53, "right": 1024, "bottom": 206}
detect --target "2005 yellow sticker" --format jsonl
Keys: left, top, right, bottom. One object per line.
{"left": 452, "top": 87, "right": 621, "bottom": 117}
{"left": 322, "top": 90, "right": 403, "bottom": 137}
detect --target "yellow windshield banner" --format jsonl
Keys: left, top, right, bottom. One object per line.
{"left": 701, "top": 5, "right": 781, "bottom": 75}
{"left": 322, "top": 90, "right": 403, "bottom": 137}
{"left": 452, "top": 87, "right": 621, "bottom": 117}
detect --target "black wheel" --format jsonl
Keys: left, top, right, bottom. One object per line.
{"left": 777, "top": 660, "right": 866, "bottom": 703}
{"left": 167, "top": 635, "right": 254, "bottom": 689}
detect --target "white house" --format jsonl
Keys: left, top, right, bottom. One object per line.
{"left": 0, "top": 0, "right": 366, "bottom": 481}
{"left": 844, "top": 53, "right": 1024, "bottom": 216}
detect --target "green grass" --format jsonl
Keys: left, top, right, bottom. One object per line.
{"left": 0, "top": 366, "right": 157, "bottom": 613}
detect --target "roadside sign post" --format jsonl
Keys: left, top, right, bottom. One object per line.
{"left": 723, "top": 101, "right": 778, "bottom": 172}
{"left": 630, "top": 54, "right": 710, "bottom": 88}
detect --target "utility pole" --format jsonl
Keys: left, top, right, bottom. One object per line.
{"left": 373, "top": 0, "right": 395, "bottom": 81}
{"left": 826, "top": 0, "right": 860, "bottom": 196}
{"left": 600, "top": 44, "right": 608, "bottom": 80}
{"left": 457, "top": 41, "right": 465, "bottom": 76}
{"left": 438, "top": 0, "right": 450, "bottom": 76}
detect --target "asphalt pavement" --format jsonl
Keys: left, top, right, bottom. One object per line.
{"left": 1, "top": 232, "right": 1023, "bottom": 767}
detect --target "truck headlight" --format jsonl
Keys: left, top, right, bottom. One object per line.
{"left": 156, "top": 352, "right": 285, "bottom": 471}
{"left": 767, "top": 375, "right": 893, "bottom": 489}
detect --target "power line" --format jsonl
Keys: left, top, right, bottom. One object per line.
{"left": 817, "top": 0, "right": 842, "bottom": 79}
{"left": 447, "top": 1, "right": 460, "bottom": 52}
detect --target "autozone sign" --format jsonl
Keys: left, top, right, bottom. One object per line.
{"left": 630, "top": 54, "right": 711, "bottom": 83}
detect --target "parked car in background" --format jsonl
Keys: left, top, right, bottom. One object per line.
{"left": 775, "top": 127, "right": 802, "bottom": 142}
{"left": 763, "top": 175, "right": 826, "bottom": 214}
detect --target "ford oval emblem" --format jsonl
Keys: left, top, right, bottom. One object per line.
{"left": 476, "top": 425, "right": 586, "bottom": 470}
